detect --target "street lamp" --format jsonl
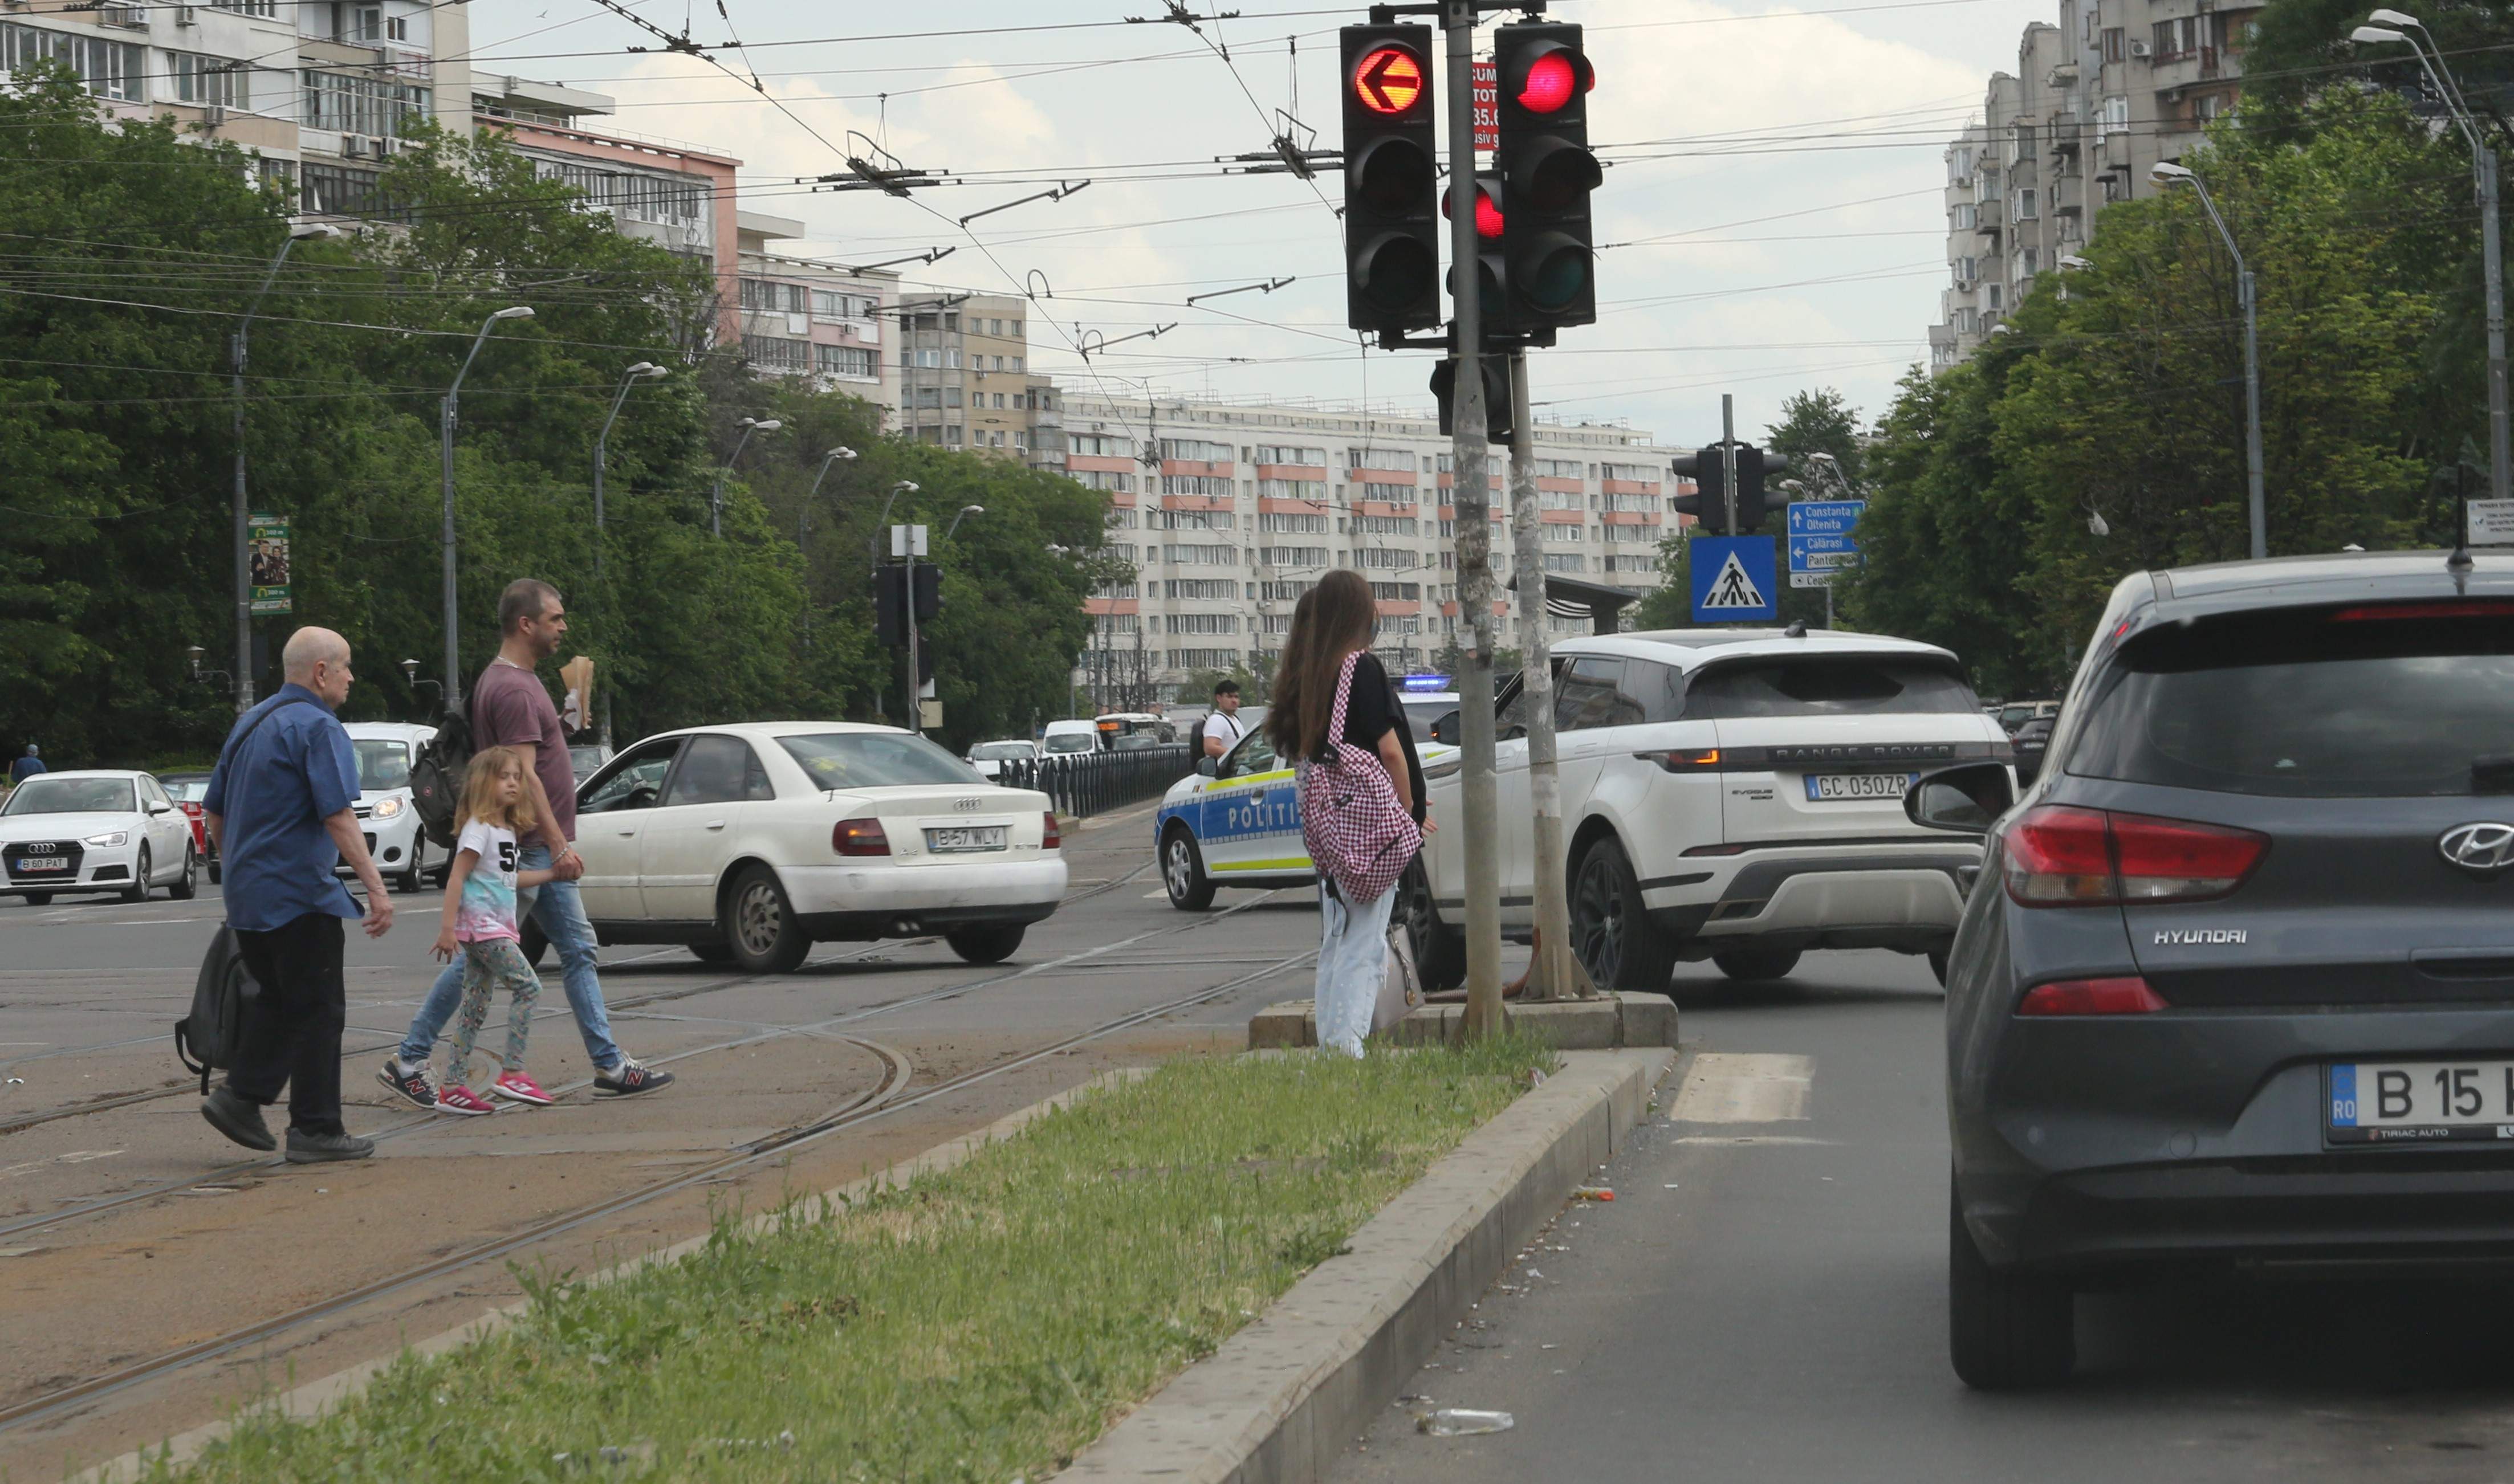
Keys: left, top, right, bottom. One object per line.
{"left": 710, "top": 416, "right": 782, "bottom": 537}
{"left": 2353, "top": 15, "right": 2509, "bottom": 511}
{"left": 869, "top": 479, "right": 918, "bottom": 573}
{"left": 593, "top": 361, "right": 666, "bottom": 582}
{"left": 442, "top": 305, "right": 535, "bottom": 704}
{"left": 228, "top": 219, "right": 340, "bottom": 714}
{"left": 2151, "top": 161, "right": 2267, "bottom": 561}
{"left": 945, "top": 503, "right": 985, "bottom": 540}
{"left": 798, "top": 447, "right": 857, "bottom": 655}
{"left": 2057, "top": 253, "right": 2093, "bottom": 270}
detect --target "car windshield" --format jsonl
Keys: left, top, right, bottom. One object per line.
{"left": 1042, "top": 733, "right": 1099, "bottom": 755}
{"left": 569, "top": 746, "right": 607, "bottom": 778}
{"left": 778, "top": 732, "right": 981, "bottom": 789}
{"left": 1683, "top": 658, "right": 1981, "bottom": 719}
{"left": 970, "top": 741, "right": 1035, "bottom": 761}
{"left": 2072, "top": 602, "right": 2514, "bottom": 797}
{"left": 352, "top": 740, "right": 410, "bottom": 792}
{"left": 1401, "top": 699, "right": 1455, "bottom": 741}
{"left": 1111, "top": 733, "right": 1159, "bottom": 751}
{"left": 3, "top": 777, "right": 133, "bottom": 816}
{"left": 161, "top": 777, "right": 210, "bottom": 803}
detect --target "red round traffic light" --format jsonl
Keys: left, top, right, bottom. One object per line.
{"left": 1518, "top": 51, "right": 1581, "bottom": 113}
{"left": 1476, "top": 187, "right": 1505, "bottom": 239}
{"left": 1352, "top": 46, "right": 1426, "bottom": 116}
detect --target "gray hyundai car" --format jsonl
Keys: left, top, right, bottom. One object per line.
{"left": 1907, "top": 549, "right": 2514, "bottom": 1389}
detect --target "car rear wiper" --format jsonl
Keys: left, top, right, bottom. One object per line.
{"left": 2472, "top": 755, "right": 2514, "bottom": 794}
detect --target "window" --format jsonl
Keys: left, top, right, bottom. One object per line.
{"left": 1165, "top": 579, "right": 1238, "bottom": 600}
{"left": 1542, "top": 552, "right": 1586, "bottom": 573}
{"left": 299, "top": 161, "right": 387, "bottom": 217}
{"left": 2196, "top": 91, "right": 2233, "bottom": 121}
{"left": 814, "top": 344, "right": 877, "bottom": 379}
{"left": 1165, "top": 543, "right": 1241, "bottom": 565}
{"left": 2102, "top": 27, "right": 2124, "bottom": 62}
{"left": 534, "top": 161, "right": 707, "bottom": 227}
{"left": 1153, "top": 509, "right": 1235, "bottom": 531}
{"left": 1535, "top": 458, "right": 1584, "bottom": 479}
{"left": 1352, "top": 515, "right": 1416, "bottom": 536}
{"left": 1166, "top": 613, "right": 1238, "bottom": 634}
{"left": 779, "top": 732, "right": 978, "bottom": 789}
{"left": 945, "top": 425, "right": 962, "bottom": 445}
{"left": 1948, "top": 145, "right": 1973, "bottom": 182}
{"left": 661, "top": 734, "right": 766, "bottom": 806}
{"left": 0, "top": 24, "right": 143, "bottom": 100}
{"left": 1163, "top": 475, "right": 1232, "bottom": 498}
{"left": 1254, "top": 444, "right": 1328, "bottom": 466}
{"left": 1073, "top": 469, "right": 1134, "bottom": 493}
{"left": 1604, "top": 493, "right": 1657, "bottom": 513}
{"left": 2100, "top": 94, "right": 2129, "bottom": 138}
{"left": 1011, "top": 357, "right": 1024, "bottom": 372}
{"left": 1257, "top": 479, "right": 1326, "bottom": 501}
{"left": 1259, "top": 512, "right": 1328, "bottom": 533}
{"left": 746, "top": 336, "right": 808, "bottom": 372}
{"left": 1357, "top": 548, "right": 1418, "bottom": 570}
{"left": 3, "top": 777, "right": 136, "bottom": 815}
{"left": 1987, "top": 284, "right": 2003, "bottom": 310}
{"left": 211, "top": 1, "right": 279, "bottom": 12}
{"left": 1260, "top": 580, "right": 1315, "bottom": 601}
{"left": 580, "top": 739, "right": 684, "bottom": 814}
{"left": 1602, "top": 524, "right": 1653, "bottom": 543}
{"left": 1553, "top": 658, "right": 1654, "bottom": 731}
{"left": 2015, "top": 187, "right": 2037, "bottom": 221}
{"left": 171, "top": 52, "right": 248, "bottom": 108}
{"left": 303, "top": 70, "right": 433, "bottom": 136}
{"left": 1682, "top": 659, "right": 1979, "bottom": 720}
{"left": 1540, "top": 489, "right": 1585, "bottom": 512}
{"left": 1952, "top": 202, "right": 1977, "bottom": 230}
{"left": 1259, "top": 545, "right": 1329, "bottom": 568}
{"left": 943, "top": 386, "right": 963, "bottom": 409}
{"left": 1360, "top": 482, "right": 1415, "bottom": 506}
{"left": 1158, "top": 437, "right": 1234, "bottom": 464}
{"left": 2020, "top": 247, "right": 2039, "bottom": 276}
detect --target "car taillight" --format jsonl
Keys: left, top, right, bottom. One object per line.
{"left": 1644, "top": 748, "right": 1723, "bottom": 772}
{"left": 2003, "top": 805, "right": 2265, "bottom": 907}
{"left": 832, "top": 818, "right": 890, "bottom": 857}
{"left": 2016, "top": 976, "right": 2170, "bottom": 1016}
{"left": 1041, "top": 811, "right": 1061, "bottom": 850}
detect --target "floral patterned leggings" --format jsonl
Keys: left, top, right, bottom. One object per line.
{"left": 445, "top": 937, "right": 541, "bottom": 1088}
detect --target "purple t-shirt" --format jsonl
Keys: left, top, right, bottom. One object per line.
{"left": 471, "top": 659, "right": 576, "bottom": 842}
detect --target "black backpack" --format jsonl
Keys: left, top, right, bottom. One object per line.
{"left": 408, "top": 696, "right": 472, "bottom": 849}
{"left": 176, "top": 925, "right": 259, "bottom": 1095}
{"left": 1187, "top": 717, "right": 1207, "bottom": 763}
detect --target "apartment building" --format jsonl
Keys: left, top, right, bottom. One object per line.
{"left": 1056, "top": 390, "right": 1683, "bottom": 706}
{"left": 0, "top": 0, "right": 470, "bottom": 211}
{"left": 890, "top": 293, "right": 1052, "bottom": 457}
{"left": 730, "top": 215, "right": 896, "bottom": 414}
{"left": 1932, "top": 0, "right": 2259, "bottom": 369}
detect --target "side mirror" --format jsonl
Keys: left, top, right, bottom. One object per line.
{"left": 1905, "top": 763, "right": 2016, "bottom": 836}
{"left": 1428, "top": 709, "right": 1461, "bottom": 745}
{"left": 148, "top": 801, "right": 172, "bottom": 815}
{"left": 1195, "top": 757, "right": 1218, "bottom": 777}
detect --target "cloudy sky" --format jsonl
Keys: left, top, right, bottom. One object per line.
{"left": 472, "top": 0, "right": 2048, "bottom": 447}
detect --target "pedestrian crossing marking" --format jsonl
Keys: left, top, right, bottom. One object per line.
{"left": 1699, "top": 551, "right": 1768, "bottom": 611}
{"left": 1668, "top": 1053, "right": 1812, "bottom": 1122}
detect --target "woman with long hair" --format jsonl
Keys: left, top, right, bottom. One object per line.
{"left": 1266, "top": 569, "right": 1431, "bottom": 1055}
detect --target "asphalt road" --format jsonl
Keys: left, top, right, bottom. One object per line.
{"left": 1336, "top": 951, "right": 2514, "bottom": 1482}
{"left": 0, "top": 803, "right": 1331, "bottom": 1479}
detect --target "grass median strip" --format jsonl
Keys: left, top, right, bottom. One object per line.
{"left": 149, "top": 1035, "right": 1557, "bottom": 1483}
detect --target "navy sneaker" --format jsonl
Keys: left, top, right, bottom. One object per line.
{"left": 593, "top": 1058, "right": 674, "bottom": 1097}
{"left": 376, "top": 1058, "right": 439, "bottom": 1111}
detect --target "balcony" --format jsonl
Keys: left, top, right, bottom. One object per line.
{"left": 2053, "top": 175, "right": 2085, "bottom": 215}
{"left": 2149, "top": 47, "right": 2222, "bottom": 95}
{"left": 2049, "top": 112, "right": 2082, "bottom": 152}
{"left": 1974, "top": 199, "right": 2005, "bottom": 237}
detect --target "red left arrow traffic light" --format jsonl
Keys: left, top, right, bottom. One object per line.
{"left": 1340, "top": 25, "right": 1440, "bottom": 337}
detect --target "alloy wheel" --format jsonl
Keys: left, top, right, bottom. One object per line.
{"left": 1572, "top": 854, "right": 1622, "bottom": 986}
{"left": 735, "top": 879, "right": 783, "bottom": 957}
{"left": 1165, "top": 837, "right": 1194, "bottom": 899}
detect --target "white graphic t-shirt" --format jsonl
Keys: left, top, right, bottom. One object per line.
{"left": 453, "top": 819, "right": 521, "bottom": 944}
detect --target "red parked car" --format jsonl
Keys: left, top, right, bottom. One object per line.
{"left": 158, "top": 772, "right": 216, "bottom": 882}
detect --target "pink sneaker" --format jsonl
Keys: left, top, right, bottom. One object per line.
{"left": 436, "top": 1084, "right": 495, "bottom": 1116}
{"left": 492, "top": 1071, "right": 555, "bottom": 1107}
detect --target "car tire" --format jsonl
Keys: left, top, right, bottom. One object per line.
{"left": 518, "top": 919, "right": 549, "bottom": 970}
{"left": 1569, "top": 836, "right": 1675, "bottom": 993}
{"left": 1929, "top": 949, "right": 1950, "bottom": 986}
{"left": 1948, "top": 1179, "right": 2074, "bottom": 1389}
{"left": 397, "top": 839, "right": 426, "bottom": 896}
{"left": 722, "top": 865, "right": 810, "bottom": 975}
{"left": 1401, "top": 858, "right": 1466, "bottom": 992}
{"left": 1161, "top": 826, "right": 1215, "bottom": 911}
{"left": 207, "top": 861, "right": 220, "bottom": 886}
{"left": 23, "top": 892, "right": 51, "bottom": 907}
{"left": 123, "top": 846, "right": 152, "bottom": 903}
{"left": 168, "top": 845, "right": 198, "bottom": 902}
{"left": 1712, "top": 946, "right": 1802, "bottom": 981}
{"left": 690, "top": 942, "right": 737, "bottom": 966}
{"left": 945, "top": 924, "right": 1026, "bottom": 965}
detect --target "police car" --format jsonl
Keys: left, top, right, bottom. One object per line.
{"left": 1154, "top": 675, "right": 1455, "bottom": 911}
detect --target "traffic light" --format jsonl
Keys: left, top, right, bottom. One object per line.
{"left": 1494, "top": 22, "right": 1600, "bottom": 332}
{"left": 1442, "top": 172, "right": 1511, "bottom": 336}
{"left": 912, "top": 562, "right": 941, "bottom": 622}
{"left": 1671, "top": 444, "right": 1784, "bottom": 533}
{"left": 1339, "top": 25, "right": 1440, "bottom": 337}
{"left": 875, "top": 564, "right": 907, "bottom": 646}
{"left": 1429, "top": 352, "right": 1515, "bottom": 445}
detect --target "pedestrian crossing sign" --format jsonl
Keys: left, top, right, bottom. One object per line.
{"left": 1689, "top": 535, "right": 1777, "bottom": 623}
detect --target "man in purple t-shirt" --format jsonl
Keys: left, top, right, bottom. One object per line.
{"left": 380, "top": 580, "right": 676, "bottom": 1107}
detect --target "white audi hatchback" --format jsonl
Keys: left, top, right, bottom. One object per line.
{"left": 1, "top": 770, "right": 199, "bottom": 905}
{"left": 1413, "top": 629, "right": 2009, "bottom": 992}
{"left": 547, "top": 722, "right": 1065, "bottom": 973}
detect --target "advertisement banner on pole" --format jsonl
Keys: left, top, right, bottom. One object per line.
{"left": 1472, "top": 60, "right": 1497, "bottom": 150}
{"left": 247, "top": 512, "right": 292, "bottom": 614}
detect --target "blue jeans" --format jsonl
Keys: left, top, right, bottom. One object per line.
{"left": 398, "top": 842, "right": 621, "bottom": 1071}
{"left": 1313, "top": 879, "right": 1397, "bottom": 1058}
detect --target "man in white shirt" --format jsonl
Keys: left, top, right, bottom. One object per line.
{"left": 1202, "top": 680, "right": 1249, "bottom": 760}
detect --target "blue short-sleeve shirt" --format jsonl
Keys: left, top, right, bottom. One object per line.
{"left": 203, "top": 684, "right": 363, "bottom": 932}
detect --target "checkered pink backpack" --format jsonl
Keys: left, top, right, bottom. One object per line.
{"left": 1298, "top": 650, "right": 1422, "bottom": 906}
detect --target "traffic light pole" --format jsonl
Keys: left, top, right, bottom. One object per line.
{"left": 1508, "top": 350, "right": 1591, "bottom": 1001}
{"left": 1720, "top": 394, "right": 1740, "bottom": 536}
{"left": 1445, "top": 0, "right": 1506, "bottom": 1038}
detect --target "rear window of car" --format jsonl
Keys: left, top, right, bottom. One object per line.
{"left": 778, "top": 733, "right": 981, "bottom": 790}
{"left": 2069, "top": 602, "right": 2514, "bottom": 797}
{"left": 970, "top": 742, "right": 1034, "bottom": 760}
{"left": 1042, "top": 732, "right": 1099, "bottom": 755}
{"left": 162, "top": 777, "right": 209, "bottom": 802}
{"left": 1682, "top": 658, "right": 1981, "bottom": 719}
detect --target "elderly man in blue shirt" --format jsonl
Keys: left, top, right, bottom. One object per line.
{"left": 201, "top": 627, "right": 396, "bottom": 1163}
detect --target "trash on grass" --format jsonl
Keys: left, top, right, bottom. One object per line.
{"left": 1573, "top": 1186, "right": 1614, "bottom": 1201}
{"left": 696, "top": 1430, "right": 796, "bottom": 1455}
{"left": 1419, "top": 1408, "right": 1515, "bottom": 1437}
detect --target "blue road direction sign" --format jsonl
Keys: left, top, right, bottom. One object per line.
{"left": 1691, "top": 535, "right": 1777, "bottom": 622}
{"left": 1785, "top": 499, "right": 1866, "bottom": 588}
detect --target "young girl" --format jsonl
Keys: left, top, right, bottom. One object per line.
{"left": 430, "top": 745, "right": 560, "bottom": 1115}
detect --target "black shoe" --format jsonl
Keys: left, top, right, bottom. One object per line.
{"left": 284, "top": 1128, "right": 375, "bottom": 1164}
{"left": 201, "top": 1086, "right": 275, "bottom": 1152}
{"left": 376, "top": 1058, "right": 440, "bottom": 1111}
{"left": 593, "top": 1058, "right": 674, "bottom": 1096}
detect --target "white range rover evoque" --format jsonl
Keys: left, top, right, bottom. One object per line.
{"left": 538, "top": 722, "right": 1066, "bottom": 974}
{"left": 1410, "top": 628, "right": 2010, "bottom": 992}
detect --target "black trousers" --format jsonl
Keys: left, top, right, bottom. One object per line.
{"left": 229, "top": 912, "right": 347, "bottom": 1136}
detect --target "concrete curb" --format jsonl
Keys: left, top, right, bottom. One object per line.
{"left": 80, "top": 1069, "right": 1151, "bottom": 1483}
{"left": 1249, "top": 992, "right": 1676, "bottom": 1051}
{"left": 1065, "top": 1046, "right": 1675, "bottom": 1484}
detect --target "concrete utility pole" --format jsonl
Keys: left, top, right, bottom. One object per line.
{"left": 441, "top": 305, "right": 534, "bottom": 707}
{"left": 2151, "top": 162, "right": 2265, "bottom": 560}
{"left": 1445, "top": 0, "right": 1506, "bottom": 1038}
{"left": 230, "top": 222, "right": 336, "bottom": 714}
{"left": 1507, "top": 350, "right": 1592, "bottom": 1001}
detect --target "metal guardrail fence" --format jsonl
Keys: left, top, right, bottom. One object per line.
{"left": 998, "top": 743, "right": 1194, "bottom": 818}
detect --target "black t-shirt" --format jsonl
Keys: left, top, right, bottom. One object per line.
{"left": 1316, "top": 652, "right": 1427, "bottom": 823}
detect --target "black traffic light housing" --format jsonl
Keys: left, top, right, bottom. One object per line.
{"left": 1494, "top": 22, "right": 1600, "bottom": 333}
{"left": 1671, "top": 444, "right": 1791, "bottom": 533}
{"left": 873, "top": 564, "right": 943, "bottom": 646}
{"left": 1429, "top": 350, "right": 1515, "bottom": 445}
{"left": 1339, "top": 25, "right": 1441, "bottom": 337}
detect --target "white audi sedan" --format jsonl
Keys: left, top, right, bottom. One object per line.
{"left": 1, "top": 770, "right": 200, "bottom": 905}
{"left": 545, "top": 722, "right": 1065, "bottom": 973}
{"left": 1414, "top": 629, "right": 2009, "bottom": 993}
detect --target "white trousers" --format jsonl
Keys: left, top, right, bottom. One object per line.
{"left": 1315, "top": 880, "right": 1396, "bottom": 1058}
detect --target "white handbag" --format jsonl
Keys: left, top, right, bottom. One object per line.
{"left": 1372, "top": 919, "right": 1424, "bottom": 1035}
